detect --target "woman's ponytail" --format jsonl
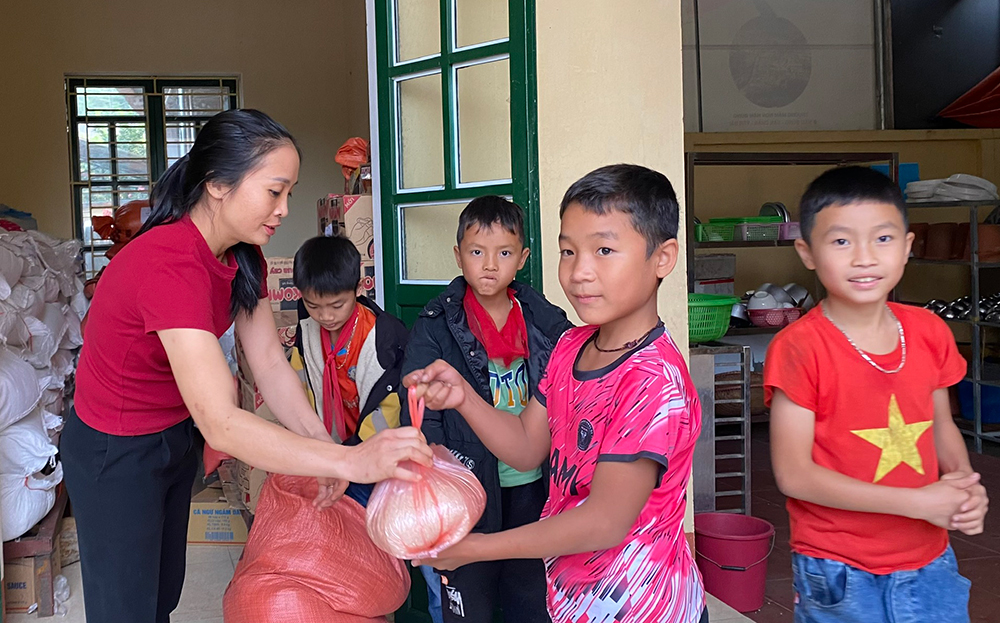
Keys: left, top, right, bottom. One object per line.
{"left": 137, "top": 153, "right": 192, "bottom": 236}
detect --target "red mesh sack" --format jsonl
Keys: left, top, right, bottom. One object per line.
{"left": 224, "top": 475, "right": 410, "bottom": 623}
{"left": 202, "top": 443, "right": 231, "bottom": 477}
{"left": 365, "top": 388, "right": 486, "bottom": 559}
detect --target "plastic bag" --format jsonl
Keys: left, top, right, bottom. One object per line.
{"left": 335, "top": 138, "right": 369, "bottom": 180}
{"left": 0, "top": 408, "right": 58, "bottom": 475}
{"left": 0, "top": 301, "right": 29, "bottom": 346}
{"left": 365, "top": 388, "right": 486, "bottom": 560}
{"left": 0, "top": 348, "right": 43, "bottom": 430}
{"left": 53, "top": 574, "right": 70, "bottom": 617}
{"left": 0, "top": 462, "right": 62, "bottom": 541}
{"left": 0, "top": 243, "right": 24, "bottom": 299}
{"left": 224, "top": 474, "right": 411, "bottom": 623}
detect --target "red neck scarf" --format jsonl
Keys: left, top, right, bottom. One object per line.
{"left": 463, "top": 288, "right": 529, "bottom": 366}
{"left": 318, "top": 304, "right": 374, "bottom": 441}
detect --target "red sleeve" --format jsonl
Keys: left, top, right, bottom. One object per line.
{"left": 137, "top": 258, "right": 217, "bottom": 334}
{"left": 598, "top": 365, "right": 691, "bottom": 477}
{"left": 931, "top": 314, "right": 967, "bottom": 388}
{"left": 763, "top": 329, "right": 820, "bottom": 411}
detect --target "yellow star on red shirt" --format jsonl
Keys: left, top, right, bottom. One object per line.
{"left": 851, "top": 394, "right": 933, "bottom": 483}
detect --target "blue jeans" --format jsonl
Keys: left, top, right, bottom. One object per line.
{"left": 792, "top": 546, "right": 971, "bottom": 623}
{"left": 419, "top": 564, "right": 444, "bottom": 623}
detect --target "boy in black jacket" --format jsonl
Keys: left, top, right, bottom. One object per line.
{"left": 402, "top": 196, "right": 572, "bottom": 623}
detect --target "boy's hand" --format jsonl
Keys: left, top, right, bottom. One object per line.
{"left": 346, "top": 427, "right": 433, "bottom": 483}
{"left": 403, "top": 360, "right": 471, "bottom": 412}
{"left": 411, "top": 532, "right": 484, "bottom": 571}
{"left": 941, "top": 471, "right": 989, "bottom": 535}
{"left": 915, "top": 473, "right": 977, "bottom": 529}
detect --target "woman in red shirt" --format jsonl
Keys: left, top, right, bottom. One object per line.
{"left": 61, "top": 109, "right": 431, "bottom": 623}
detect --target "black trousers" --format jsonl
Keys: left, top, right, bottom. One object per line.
{"left": 441, "top": 477, "right": 550, "bottom": 623}
{"left": 61, "top": 411, "right": 197, "bottom": 623}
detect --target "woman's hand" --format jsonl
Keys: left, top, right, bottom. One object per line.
{"left": 403, "top": 360, "right": 471, "bottom": 412}
{"left": 345, "top": 427, "right": 433, "bottom": 483}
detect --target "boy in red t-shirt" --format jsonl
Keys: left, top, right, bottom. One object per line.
{"left": 764, "top": 166, "right": 989, "bottom": 622}
{"left": 405, "top": 165, "right": 706, "bottom": 623}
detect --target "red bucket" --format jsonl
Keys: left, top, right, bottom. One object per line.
{"left": 694, "top": 513, "right": 775, "bottom": 612}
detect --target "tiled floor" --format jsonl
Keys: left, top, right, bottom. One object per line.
{"left": 745, "top": 425, "right": 1000, "bottom": 623}
{"left": 7, "top": 545, "right": 751, "bottom": 622}
{"left": 6, "top": 544, "right": 243, "bottom": 623}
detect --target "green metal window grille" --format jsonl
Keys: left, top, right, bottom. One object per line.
{"left": 66, "top": 76, "right": 239, "bottom": 278}
{"left": 375, "top": 0, "right": 540, "bottom": 325}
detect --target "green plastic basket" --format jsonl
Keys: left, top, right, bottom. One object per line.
{"left": 688, "top": 293, "right": 740, "bottom": 343}
{"left": 695, "top": 216, "right": 783, "bottom": 243}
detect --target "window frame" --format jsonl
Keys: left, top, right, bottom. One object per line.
{"left": 375, "top": 0, "right": 541, "bottom": 322}
{"left": 66, "top": 76, "right": 239, "bottom": 271}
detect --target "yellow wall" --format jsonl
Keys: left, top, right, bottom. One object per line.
{"left": 535, "top": 0, "right": 690, "bottom": 529}
{"left": 687, "top": 129, "right": 1000, "bottom": 302}
{"left": 536, "top": 0, "right": 689, "bottom": 344}
{"left": 0, "top": 0, "right": 370, "bottom": 258}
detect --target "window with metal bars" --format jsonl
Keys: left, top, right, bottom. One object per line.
{"left": 66, "top": 77, "right": 239, "bottom": 278}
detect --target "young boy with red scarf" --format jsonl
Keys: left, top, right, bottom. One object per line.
{"left": 402, "top": 196, "right": 572, "bottom": 623}
{"left": 288, "top": 236, "right": 410, "bottom": 507}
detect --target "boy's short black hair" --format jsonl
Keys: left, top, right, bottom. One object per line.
{"left": 800, "top": 166, "right": 908, "bottom": 242}
{"left": 456, "top": 196, "right": 526, "bottom": 247}
{"left": 293, "top": 236, "right": 360, "bottom": 296}
{"left": 559, "top": 164, "right": 679, "bottom": 256}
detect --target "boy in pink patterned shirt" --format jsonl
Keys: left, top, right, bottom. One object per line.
{"left": 406, "top": 165, "right": 706, "bottom": 623}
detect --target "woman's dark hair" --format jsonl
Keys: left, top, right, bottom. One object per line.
{"left": 138, "top": 109, "right": 300, "bottom": 319}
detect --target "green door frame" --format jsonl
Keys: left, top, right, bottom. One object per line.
{"left": 374, "top": 0, "right": 541, "bottom": 326}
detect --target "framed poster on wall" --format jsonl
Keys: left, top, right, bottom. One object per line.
{"left": 683, "top": 0, "right": 886, "bottom": 132}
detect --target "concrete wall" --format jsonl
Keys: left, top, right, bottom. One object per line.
{"left": 0, "top": 0, "right": 370, "bottom": 258}
{"left": 535, "top": 0, "right": 691, "bottom": 531}
{"left": 535, "top": 0, "right": 690, "bottom": 346}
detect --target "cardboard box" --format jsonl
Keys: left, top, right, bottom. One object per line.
{"left": 234, "top": 460, "right": 268, "bottom": 514}
{"left": 343, "top": 195, "right": 374, "bottom": 263}
{"left": 238, "top": 377, "right": 281, "bottom": 425}
{"left": 318, "top": 194, "right": 345, "bottom": 237}
{"left": 3, "top": 559, "right": 33, "bottom": 614}
{"left": 273, "top": 309, "right": 298, "bottom": 349}
{"left": 266, "top": 257, "right": 300, "bottom": 312}
{"left": 694, "top": 278, "right": 735, "bottom": 295}
{"left": 234, "top": 309, "right": 298, "bottom": 388}
{"left": 188, "top": 487, "right": 249, "bottom": 545}
{"left": 360, "top": 261, "right": 376, "bottom": 301}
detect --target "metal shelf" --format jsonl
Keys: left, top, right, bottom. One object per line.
{"left": 691, "top": 344, "right": 753, "bottom": 516}
{"left": 906, "top": 200, "right": 1000, "bottom": 209}
{"left": 964, "top": 377, "right": 1000, "bottom": 389}
{"left": 695, "top": 240, "right": 797, "bottom": 249}
{"left": 725, "top": 326, "right": 783, "bottom": 336}
{"left": 689, "top": 152, "right": 899, "bottom": 168}
{"left": 899, "top": 197, "right": 1000, "bottom": 454}
{"left": 908, "top": 258, "right": 1000, "bottom": 268}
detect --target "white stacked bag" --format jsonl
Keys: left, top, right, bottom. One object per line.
{"left": 0, "top": 229, "right": 87, "bottom": 541}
